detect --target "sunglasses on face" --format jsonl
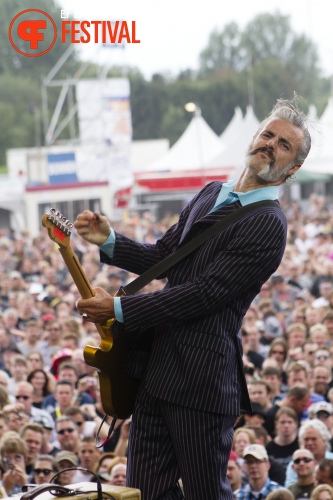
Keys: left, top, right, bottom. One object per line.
{"left": 294, "top": 457, "right": 313, "bottom": 464}
{"left": 15, "top": 395, "right": 29, "bottom": 400}
{"left": 57, "top": 428, "right": 75, "bottom": 435}
{"left": 316, "top": 354, "right": 329, "bottom": 360}
{"left": 35, "top": 468, "right": 53, "bottom": 475}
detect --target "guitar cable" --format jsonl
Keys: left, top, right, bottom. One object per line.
{"left": 21, "top": 467, "right": 117, "bottom": 500}
{"left": 95, "top": 415, "right": 117, "bottom": 449}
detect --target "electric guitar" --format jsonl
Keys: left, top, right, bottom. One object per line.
{"left": 42, "top": 208, "right": 139, "bottom": 419}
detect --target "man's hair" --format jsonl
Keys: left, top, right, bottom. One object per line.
{"left": 0, "top": 431, "right": 27, "bottom": 460}
{"left": 20, "top": 423, "right": 44, "bottom": 438}
{"left": 56, "top": 379, "right": 74, "bottom": 389}
{"left": 287, "top": 385, "right": 310, "bottom": 400}
{"left": 323, "top": 310, "right": 333, "bottom": 322}
{"left": 261, "top": 366, "right": 282, "bottom": 378}
{"left": 299, "top": 419, "right": 331, "bottom": 450}
{"left": 35, "top": 455, "right": 59, "bottom": 473}
{"left": 286, "top": 322, "right": 307, "bottom": 337}
{"left": 55, "top": 416, "right": 77, "bottom": 429}
{"left": 275, "top": 406, "right": 298, "bottom": 423}
{"left": 58, "top": 363, "right": 78, "bottom": 377}
{"left": 286, "top": 362, "right": 308, "bottom": 377}
{"left": 317, "top": 458, "right": 333, "bottom": 478}
{"left": 258, "top": 96, "right": 311, "bottom": 166}
{"left": 65, "top": 407, "right": 85, "bottom": 418}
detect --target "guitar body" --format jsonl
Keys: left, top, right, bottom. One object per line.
{"left": 84, "top": 328, "right": 140, "bottom": 419}
{"left": 42, "top": 209, "right": 139, "bottom": 419}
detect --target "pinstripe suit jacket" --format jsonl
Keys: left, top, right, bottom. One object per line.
{"left": 101, "top": 181, "right": 287, "bottom": 416}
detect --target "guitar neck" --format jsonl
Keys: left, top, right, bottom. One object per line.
{"left": 58, "top": 245, "right": 108, "bottom": 339}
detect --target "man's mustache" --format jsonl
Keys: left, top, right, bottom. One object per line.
{"left": 249, "top": 147, "right": 275, "bottom": 163}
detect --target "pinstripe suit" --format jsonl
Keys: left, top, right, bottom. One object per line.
{"left": 101, "top": 181, "right": 287, "bottom": 499}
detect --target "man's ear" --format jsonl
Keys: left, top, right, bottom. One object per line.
{"left": 287, "top": 163, "right": 302, "bottom": 176}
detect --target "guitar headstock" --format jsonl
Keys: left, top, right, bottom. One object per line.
{"left": 42, "top": 208, "right": 74, "bottom": 248}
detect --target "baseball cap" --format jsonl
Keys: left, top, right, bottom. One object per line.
{"left": 229, "top": 450, "right": 240, "bottom": 462}
{"left": 55, "top": 451, "right": 78, "bottom": 466}
{"left": 250, "top": 402, "right": 266, "bottom": 418}
{"left": 31, "top": 415, "right": 53, "bottom": 430}
{"left": 308, "top": 401, "right": 333, "bottom": 419}
{"left": 243, "top": 444, "right": 268, "bottom": 461}
{"left": 9, "top": 271, "right": 22, "bottom": 279}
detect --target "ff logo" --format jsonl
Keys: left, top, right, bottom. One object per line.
{"left": 8, "top": 9, "right": 57, "bottom": 57}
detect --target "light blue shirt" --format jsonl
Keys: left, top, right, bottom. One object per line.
{"left": 100, "top": 179, "right": 280, "bottom": 322}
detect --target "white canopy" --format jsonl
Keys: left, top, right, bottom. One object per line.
{"left": 143, "top": 111, "right": 222, "bottom": 172}
{"left": 302, "top": 97, "right": 333, "bottom": 175}
{"left": 207, "top": 106, "right": 260, "bottom": 174}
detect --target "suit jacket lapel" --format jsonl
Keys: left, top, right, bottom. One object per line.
{"left": 179, "top": 199, "right": 242, "bottom": 246}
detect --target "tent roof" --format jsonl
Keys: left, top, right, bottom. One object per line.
{"left": 143, "top": 112, "right": 222, "bottom": 172}
{"left": 207, "top": 105, "right": 260, "bottom": 172}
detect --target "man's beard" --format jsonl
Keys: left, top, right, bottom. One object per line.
{"left": 246, "top": 146, "right": 294, "bottom": 182}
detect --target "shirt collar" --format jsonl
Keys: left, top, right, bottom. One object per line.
{"left": 214, "top": 178, "right": 280, "bottom": 208}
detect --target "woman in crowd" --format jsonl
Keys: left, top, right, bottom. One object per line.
{"left": 27, "top": 369, "right": 53, "bottom": 409}
{"left": 311, "top": 484, "right": 333, "bottom": 500}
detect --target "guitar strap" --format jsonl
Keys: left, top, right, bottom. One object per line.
{"left": 119, "top": 199, "right": 281, "bottom": 297}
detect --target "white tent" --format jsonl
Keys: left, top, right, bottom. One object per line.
{"left": 302, "top": 97, "right": 333, "bottom": 175}
{"left": 142, "top": 110, "right": 222, "bottom": 173}
{"left": 206, "top": 106, "right": 260, "bottom": 175}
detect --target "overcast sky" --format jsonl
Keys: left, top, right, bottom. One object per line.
{"left": 57, "top": 0, "right": 333, "bottom": 78}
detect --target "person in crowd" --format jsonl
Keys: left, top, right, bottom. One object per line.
{"left": 75, "top": 97, "right": 312, "bottom": 498}
{"left": 42, "top": 363, "right": 94, "bottom": 413}
{"left": 55, "top": 416, "right": 81, "bottom": 455}
{"left": 308, "top": 402, "right": 333, "bottom": 438}
{"left": 312, "top": 364, "right": 332, "bottom": 399}
{"left": 227, "top": 450, "right": 243, "bottom": 496}
{"left": 7, "top": 354, "right": 28, "bottom": 396}
{"left": 109, "top": 462, "right": 127, "bottom": 487}
{"left": 95, "top": 452, "right": 116, "bottom": 475}
{"left": 285, "top": 419, "right": 333, "bottom": 487}
{"left": 261, "top": 365, "right": 284, "bottom": 404}
{"left": 38, "top": 320, "right": 64, "bottom": 369}
{"left": 311, "top": 484, "right": 333, "bottom": 500}
{"left": 72, "top": 436, "right": 101, "bottom": 483}
{"left": 315, "top": 458, "right": 333, "bottom": 487}
{"left": 27, "top": 369, "right": 53, "bottom": 409}
{"left": 54, "top": 451, "right": 78, "bottom": 486}
{"left": 287, "top": 448, "right": 316, "bottom": 499}
{"left": 16, "top": 319, "right": 43, "bottom": 357}
{"left": 31, "top": 415, "right": 60, "bottom": 456}
{"left": 322, "top": 311, "right": 333, "bottom": 343}
{"left": 266, "top": 490, "right": 295, "bottom": 500}
{"left": 14, "top": 381, "right": 54, "bottom": 430}
{"left": 303, "top": 341, "right": 320, "bottom": 369}
{"left": 248, "top": 379, "right": 272, "bottom": 411}
{"left": 266, "top": 407, "right": 300, "bottom": 473}
{"left": 32, "top": 455, "right": 59, "bottom": 485}
{"left": 50, "top": 380, "right": 76, "bottom": 421}
{"left": 233, "top": 428, "right": 257, "bottom": 462}
{"left": 235, "top": 444, "right": 281, "bottom": 498}
{"left": 0, "top": 431, "right": 28, "bottom": 496}
{"left": 265, "top": 385, "right": 311, "bottom": 437}
{"left": 19, "top": 423, "right": 44, "bottom": 477}
{"left": 310, "top": 324, "right": 330, "bottom": 349}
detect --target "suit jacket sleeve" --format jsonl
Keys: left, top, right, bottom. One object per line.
{"left": 104, "top": 209, "right": 286, "bottom": 332}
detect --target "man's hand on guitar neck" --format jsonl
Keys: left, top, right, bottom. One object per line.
{"left": 76, "top": 286, "right": 115, "bottom": 323}
{"left": 74, "top": 210, "right": 111, "bottom": 246}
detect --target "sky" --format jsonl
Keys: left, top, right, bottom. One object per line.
{"left": 57, "top": 0, "right": 333, "bottom": 79}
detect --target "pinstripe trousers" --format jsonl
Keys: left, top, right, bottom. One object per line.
{"left": 127, "top": 384, "right": 237, "bottom": 499}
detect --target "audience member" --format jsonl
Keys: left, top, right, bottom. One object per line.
{"left": 32, "top": 455, "right": 59, "bottom": 485}
{"left": 288, "top": 448, "right": 316, "bottom": 499}
{"left": 315, "top": 458, "right": 333, "bottom": 487}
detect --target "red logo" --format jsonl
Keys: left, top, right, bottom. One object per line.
{"left": 8, "top": 9, "right": 57, "bottom": 57}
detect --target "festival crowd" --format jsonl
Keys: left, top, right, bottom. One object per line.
{"left": 0, "top": 192, "right": 333, "bottom": 498}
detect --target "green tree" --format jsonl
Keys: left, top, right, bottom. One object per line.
{"left": 0, "top": 0, "right": 78, "bottom": 77}
{"left": 199, "top": 22, "right": 243, "bottom": 75}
